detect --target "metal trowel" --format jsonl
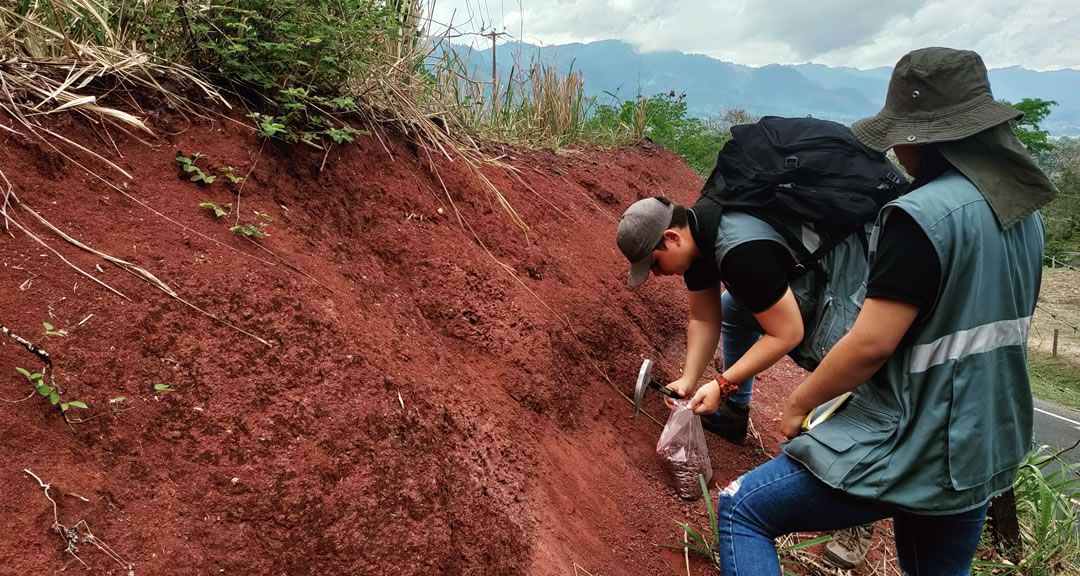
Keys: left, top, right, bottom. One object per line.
{"left": 633, "top": 358, "right": 683, "bottom": 418}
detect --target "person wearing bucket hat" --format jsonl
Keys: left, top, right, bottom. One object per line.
{"left": 709, "top": 47, "right": 1057, "bottom": 576}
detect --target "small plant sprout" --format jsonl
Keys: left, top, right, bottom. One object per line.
{"left": 200, "top": 202, "right": 232, "bottom": 218}
{"left": 230, "top": 211, "right": 273, "bottom": 239}
{"left": 218, "top": 166, "right": 244, "bottom": 184}
{"left": 16, "top": 367, "right": 87, "bottom": 412}
{"left": 230, "top": 224, "right": 268, "bottom": 238}
{"left": 42, "top": 322, "right": 67, "bottom": 337}
{"left": 176, "top": 151, "right": 216, "bottom": 184}
{"left": 154, "top": 383, "right": 176, "bottom": 393}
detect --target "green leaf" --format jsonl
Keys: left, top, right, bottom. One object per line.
{"left": 36, "top": 384, "right": 51, "bottom": 396}
{"left": 49, "top": 392, "right": 60, "bottom": 405}
{"left": 66, "top": 401, "right": 88, "bottom": 409}
{"left": 777, "top": 535, "right": 832, "bottom": 553}
{"left": 657, "top": 543, "right": 713, "bottom": 556}
{"left": 109, "top": 397, "right": 127, "bottom": 404}
{"left": 15, "top": 367, "right": 31, "bottom": 378}
{"left": 30, "top": 373, "right": 41, "bottom": 380}
{"left": 60, "top": 402, "right": 68, "bottom": 411}
{"left": 154, "top": 383, "right": 176, "bottom": 392}
{"left": 42, "top": 322, "right": 53, "bottom": 331}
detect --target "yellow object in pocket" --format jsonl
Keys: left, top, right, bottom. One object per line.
{"left": 802, "top": 392, "right": 853, "bottom": 431}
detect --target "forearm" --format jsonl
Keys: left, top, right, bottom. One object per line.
{"left": 787, "top": 330, "right": 891, "bottom": 414}
{"left": 682, "top": 317, "right": 721, "bottom": 383}
{"left": 722, "top": 287, "right": 803, "bottom": 385}
{"left": 721, "top": 334, "right": 795, "bottom": 384}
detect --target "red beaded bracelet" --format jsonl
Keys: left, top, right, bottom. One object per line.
{"left": 717, "top": 376, "right": 739, "bottom": 399}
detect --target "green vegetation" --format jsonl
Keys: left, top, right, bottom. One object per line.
{"left": 585, "top": 93, "right": 732, "bottom": 176}
{"left": 1041, "top": 137, "right": 1080, "bottom": 258}
{"left": 122, "top": 1, "right": 391, "bottom": 144}
{"left": 1007, "top": 98, "right": 1058, "bottom": 157}
{"left": 42, "top": 322, "right": 67, "bottom": 337}
{"left": 200, "top": 202, "right": 232, "bottom": 219}
{"left": 659, "top": 474, "right": 720, "bottom": 566}
{"left": 974, "top": 447, "right": 1080, "bottom": 575}
{"left": 1028, "top": 353, "right": 1080, "bottom": 411}
{"left": 660, "top": 474, "right": 833, "bottom": 573}
{"left": 1004, "top": 100, "right": 1080, "bottom": 258}
{"left": 16, "top": 367, "right": 87, "bottom": 413}
{"left": 177, "top": 152, "right": 216, "bottom": 184}
{"left": 200, "top": 202, "right": 271, "bottom": 239}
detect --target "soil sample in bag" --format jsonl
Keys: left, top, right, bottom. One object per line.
{"left": 656, "top": 402, "right": 713, "bottom": 500}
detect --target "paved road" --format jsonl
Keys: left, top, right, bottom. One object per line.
{"left": 1033, "top": 398, "right": 1080, "bottom": 470}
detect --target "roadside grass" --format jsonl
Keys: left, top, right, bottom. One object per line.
{"left": 1028, "top": 352, "right": 1080, "bottom": 411}
{"left": 974, "top": 447, "right": 1080, "bottom": 576}
{"left": 1030, "top": 268, "right": 1080, "bottom": 411}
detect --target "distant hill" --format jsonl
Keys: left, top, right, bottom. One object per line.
{"left": 448, "top": 40, "right": 1080, "bottom": 136}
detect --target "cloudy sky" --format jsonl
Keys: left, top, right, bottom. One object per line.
{"left": 428, "top": 0, "right": 1079, "bottom": 71}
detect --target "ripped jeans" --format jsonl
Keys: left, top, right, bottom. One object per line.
{"left": 715, "top": 454, "right": 988, "bottom": 576}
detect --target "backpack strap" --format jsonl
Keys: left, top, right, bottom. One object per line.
{"left": 751, "top": 211, "right": 868, "bottom": 283}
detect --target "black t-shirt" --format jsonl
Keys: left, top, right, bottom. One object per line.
{"left": 866, "top": 210, "right": 941, "bottom": 318}
{"left": 684, "top": 210, "right": 940, "bottom": 318}
{"left": 684, "top": 239, "right": 793, "bottom": 313}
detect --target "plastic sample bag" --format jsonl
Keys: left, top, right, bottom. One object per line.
{"left": 656, "top": 401, "right": 713, "bottom": 500}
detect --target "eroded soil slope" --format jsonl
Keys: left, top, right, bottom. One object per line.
{"left": 0, "top": 112, "right": 799, "bottom": 575}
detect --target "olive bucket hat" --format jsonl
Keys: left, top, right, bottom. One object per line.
{"left": 851, "top": 48, "right": 1022, "bottom": 151}
{"left": 853, "top": 47, "right": 1057, "bottom": 228}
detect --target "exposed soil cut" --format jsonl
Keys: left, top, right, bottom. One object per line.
{"left": 0, "top": 107, "right": 880, "bottom": 575}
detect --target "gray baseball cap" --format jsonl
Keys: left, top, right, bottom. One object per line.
{"left": 616, "top": 198, "right": 674, "bottom": 287}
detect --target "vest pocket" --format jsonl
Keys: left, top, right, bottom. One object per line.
{"left": 945, "top": 355, "right": 1032, "bottom": 491}
{"left": 788, "top": 399, "right": 898, "bottom": 490}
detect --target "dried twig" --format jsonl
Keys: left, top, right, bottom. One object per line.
{"left": 572, "top": 563, "right": 595, "bottom": 576}
{"left": 683, "top": 528, "right": 691, "bottom": 576}
{"left": 23, "top": 468, "right": 135, "bottom": 575}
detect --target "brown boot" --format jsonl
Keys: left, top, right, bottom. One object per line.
{"left": 823, "top": 523, "right": 874, "bottom": 570}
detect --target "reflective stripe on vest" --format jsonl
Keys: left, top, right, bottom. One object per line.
{"left": 907, "top": 316, "right": 1033, "bottom": 374}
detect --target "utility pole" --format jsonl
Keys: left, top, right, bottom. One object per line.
{"left": 483, "top": 30, "right": 508, "bottom": 101}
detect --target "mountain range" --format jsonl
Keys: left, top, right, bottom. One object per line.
{"left": 452, "top": 40, "right": 1080, "bottom": 136}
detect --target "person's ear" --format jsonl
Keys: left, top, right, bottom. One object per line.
{"left": 663, "top": 229, "right": 681, "bottom": 246}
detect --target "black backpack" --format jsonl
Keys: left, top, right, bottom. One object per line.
{"left": 693, "top": 116, "right": 909, "bottom": 279}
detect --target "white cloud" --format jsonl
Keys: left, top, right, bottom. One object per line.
{"left": 429, "top": 0, "right": 1080, "bottom": 70}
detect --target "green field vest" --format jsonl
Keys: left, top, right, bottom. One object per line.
{"left": 708, "top": 210, "right": 870, "bottom": 372}
{"left": 784, "top": 170, "right": 1044, "bottom": 514}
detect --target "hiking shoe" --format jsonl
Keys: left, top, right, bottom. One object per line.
{"left": 823, "top": 523, "right": 875, "bottom": 570}
{"left": 700, "top": 399, "right": 749, "bottom": 445}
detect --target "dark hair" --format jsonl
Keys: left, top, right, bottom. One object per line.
{"left": 653, "top": 196, "right": 688, "bottom": 250}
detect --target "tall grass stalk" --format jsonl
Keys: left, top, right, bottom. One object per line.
{"left": 428, "top": 45, "right": 605, "bottom": 149}
{"left": 974, "top": 446, "right": 1080, "bottom": 575}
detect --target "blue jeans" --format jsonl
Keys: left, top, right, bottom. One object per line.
{"left": 715, "top": 454, "right": 988, "bottom": 576}
{"left": 721, "top": 290, "right": 759, "bottom": 406}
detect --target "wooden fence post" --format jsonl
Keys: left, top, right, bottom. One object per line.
{"left": 989, "top": 488, "right": 1022, "bottom": 560}
{"left": 1053, "top": 329, "right": 1060, "bottom": 358}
